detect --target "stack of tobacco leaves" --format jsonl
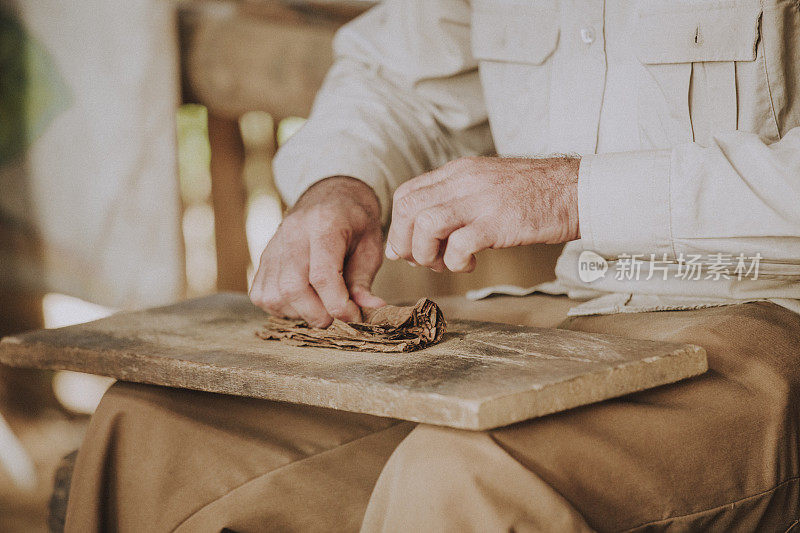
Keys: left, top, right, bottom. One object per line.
{"left": 256, "top": 298, "right": 446, "bottom": 352}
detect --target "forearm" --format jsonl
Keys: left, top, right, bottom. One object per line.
{"left": 273, "top": 0, "right": 493, "bottom": 224}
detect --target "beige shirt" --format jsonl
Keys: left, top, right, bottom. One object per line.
{"left": 273, "top": 0, "right": 800, "bottom": 316}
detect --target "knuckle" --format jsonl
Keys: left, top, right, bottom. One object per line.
{"left": 308, "top": 268, "right": 335, "bottom": 288}
{"left": 312, "top": 225, "right": 348, "bottom": 245}
{"left": 393, "top": 193, "right": 417, "bottom": 215}
{"left": 415, "top": 209, "right": 440, "bottom": 233}
{"left": 393, "top": 183, "right": 410, "bottom": 201}
{"left": 329, "top": 214, "right": 352, "bottom": 233}
{"left": 276, "top": 285, "right": 293, "bottom": 301}
{"left": 309, "top": 210, "right": 349, "bottom": 235}
{"left": 269, "top": 237, "right": 300, "bottom": 259}
{"left": 311, "top": 203, "right": 337, "bottom": 220}
{"left": 251, "top": 288, "right": 282, "bottom": 312}
{"left": 348, "top": 208, "right": 369, "bottom": 229}
{"left": 278, "top": 281, "right": 306, "bottom": 301}
{"left": 262, "top": 296, "right": 283, "bottom": 312}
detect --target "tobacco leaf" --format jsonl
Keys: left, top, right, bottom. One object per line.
{"left": 256, "top": 298, "right": 446, "bottom": 352}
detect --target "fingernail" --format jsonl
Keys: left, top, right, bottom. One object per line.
{"left": 385, "top": 244, "right": 399, "bottom": 260}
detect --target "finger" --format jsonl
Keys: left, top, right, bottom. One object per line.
{"left": 308, "top": 232, "right": 361, "bottom": 322}
{"left": 277, "top": 251, "right": 333, "bottom": 328}
{"left": 388, "top": 180, "right": 460, "bottom": 262}
{"left": 442, "top": 220, "right": 497, "bottom": 273}
{"left": 411, "top": 203, "right": 469, "bottom": 268}
{"left": 249, "top": 259, "right": 269, "bottom": 308}
{"left": 250, "top": 247, "right": 296, "bottom": 316}
{"left": 263, "top": 277, "right": 301, "bottom": 318}
{"left": 249, "top": 238, "right": 275, "bottom": 304}
{"left": 427, "top": 241, "right": 448, "bottom": 273}
{"left": 345, "top": 231, "right": 386, "bottom": 309}
{"left": 258, "top": 248, "right": 301, "bottom": 318}
{"left": 386, "top": 195, "right": 417, "bottom": 262}
{"left": 393, "top": 157, "right": 474, "bottom": 198}
{"left": 393, "top": 165, "right": 451, "bottom": 199}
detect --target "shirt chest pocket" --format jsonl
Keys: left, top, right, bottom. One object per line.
{"left": 634, "top": 0, "right": 774, "bottom": 148}
{"left": 470, "top": 0, "right": 560, "bottom": 156}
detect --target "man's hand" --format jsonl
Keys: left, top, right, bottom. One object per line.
{"left": 250, "top": 177, "right": 385, "bottom": 328}
{"left": 385, "top": 156, "right": 580, "bottom": 272}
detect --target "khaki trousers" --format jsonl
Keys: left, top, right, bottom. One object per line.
{"left": 64, "top": 295, "right": 800, "bottom": 532}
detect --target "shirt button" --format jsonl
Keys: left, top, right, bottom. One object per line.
{"left": 580, "top": 27, "right": 595, "bottom": 44}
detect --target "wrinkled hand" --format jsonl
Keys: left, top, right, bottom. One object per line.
{"left": 386, "top": 156, "right": 580, "bottom": 272}
{"left": 250, "top": 176, "right": 385, "bottom": 328}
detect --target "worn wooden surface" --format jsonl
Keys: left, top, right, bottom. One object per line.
{"left": 0, "top": 293, "right": 707, "bottom": 430}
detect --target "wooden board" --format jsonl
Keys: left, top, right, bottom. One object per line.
{"left": 0, "top": 293, "right": 707, "bottom": 430}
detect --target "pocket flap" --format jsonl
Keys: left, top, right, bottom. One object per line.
{"left": 636, "top": 0, "right": 761, "bottom": 64}
{"left": 471, "top": 0, "right": 559, "bottom": 65}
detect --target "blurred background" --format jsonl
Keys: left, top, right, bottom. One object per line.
{"left": 0, "top": 0, "right": 560, "bottom": 530}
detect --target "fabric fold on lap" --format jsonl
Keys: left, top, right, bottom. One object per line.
{"left": 65, "top": 296, "right": 800, "bottom": 532}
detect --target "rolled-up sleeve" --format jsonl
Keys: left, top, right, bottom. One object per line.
{"left": 578, "top": 128, "right": 800, "bottom": 265}
{"left": 273, "top": 0, "right": 493, "bottom": 223}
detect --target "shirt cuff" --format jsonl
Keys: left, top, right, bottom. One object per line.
{"left": 272, "top": 129, "right": 394, "bottom": 226}
{"left": 578, "top": 149, "right": 674, "bottom": 258}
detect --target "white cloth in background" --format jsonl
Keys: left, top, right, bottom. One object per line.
{"left": 0, "top": 0, "right": 183, "bottom": 309}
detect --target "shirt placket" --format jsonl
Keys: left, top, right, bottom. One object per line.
{"left": 549, "top": 0, "right": 607, "bottom": 155}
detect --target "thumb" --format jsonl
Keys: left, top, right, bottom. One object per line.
{"left": 344, "top": 231, "right": 386, "bottom": 309}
